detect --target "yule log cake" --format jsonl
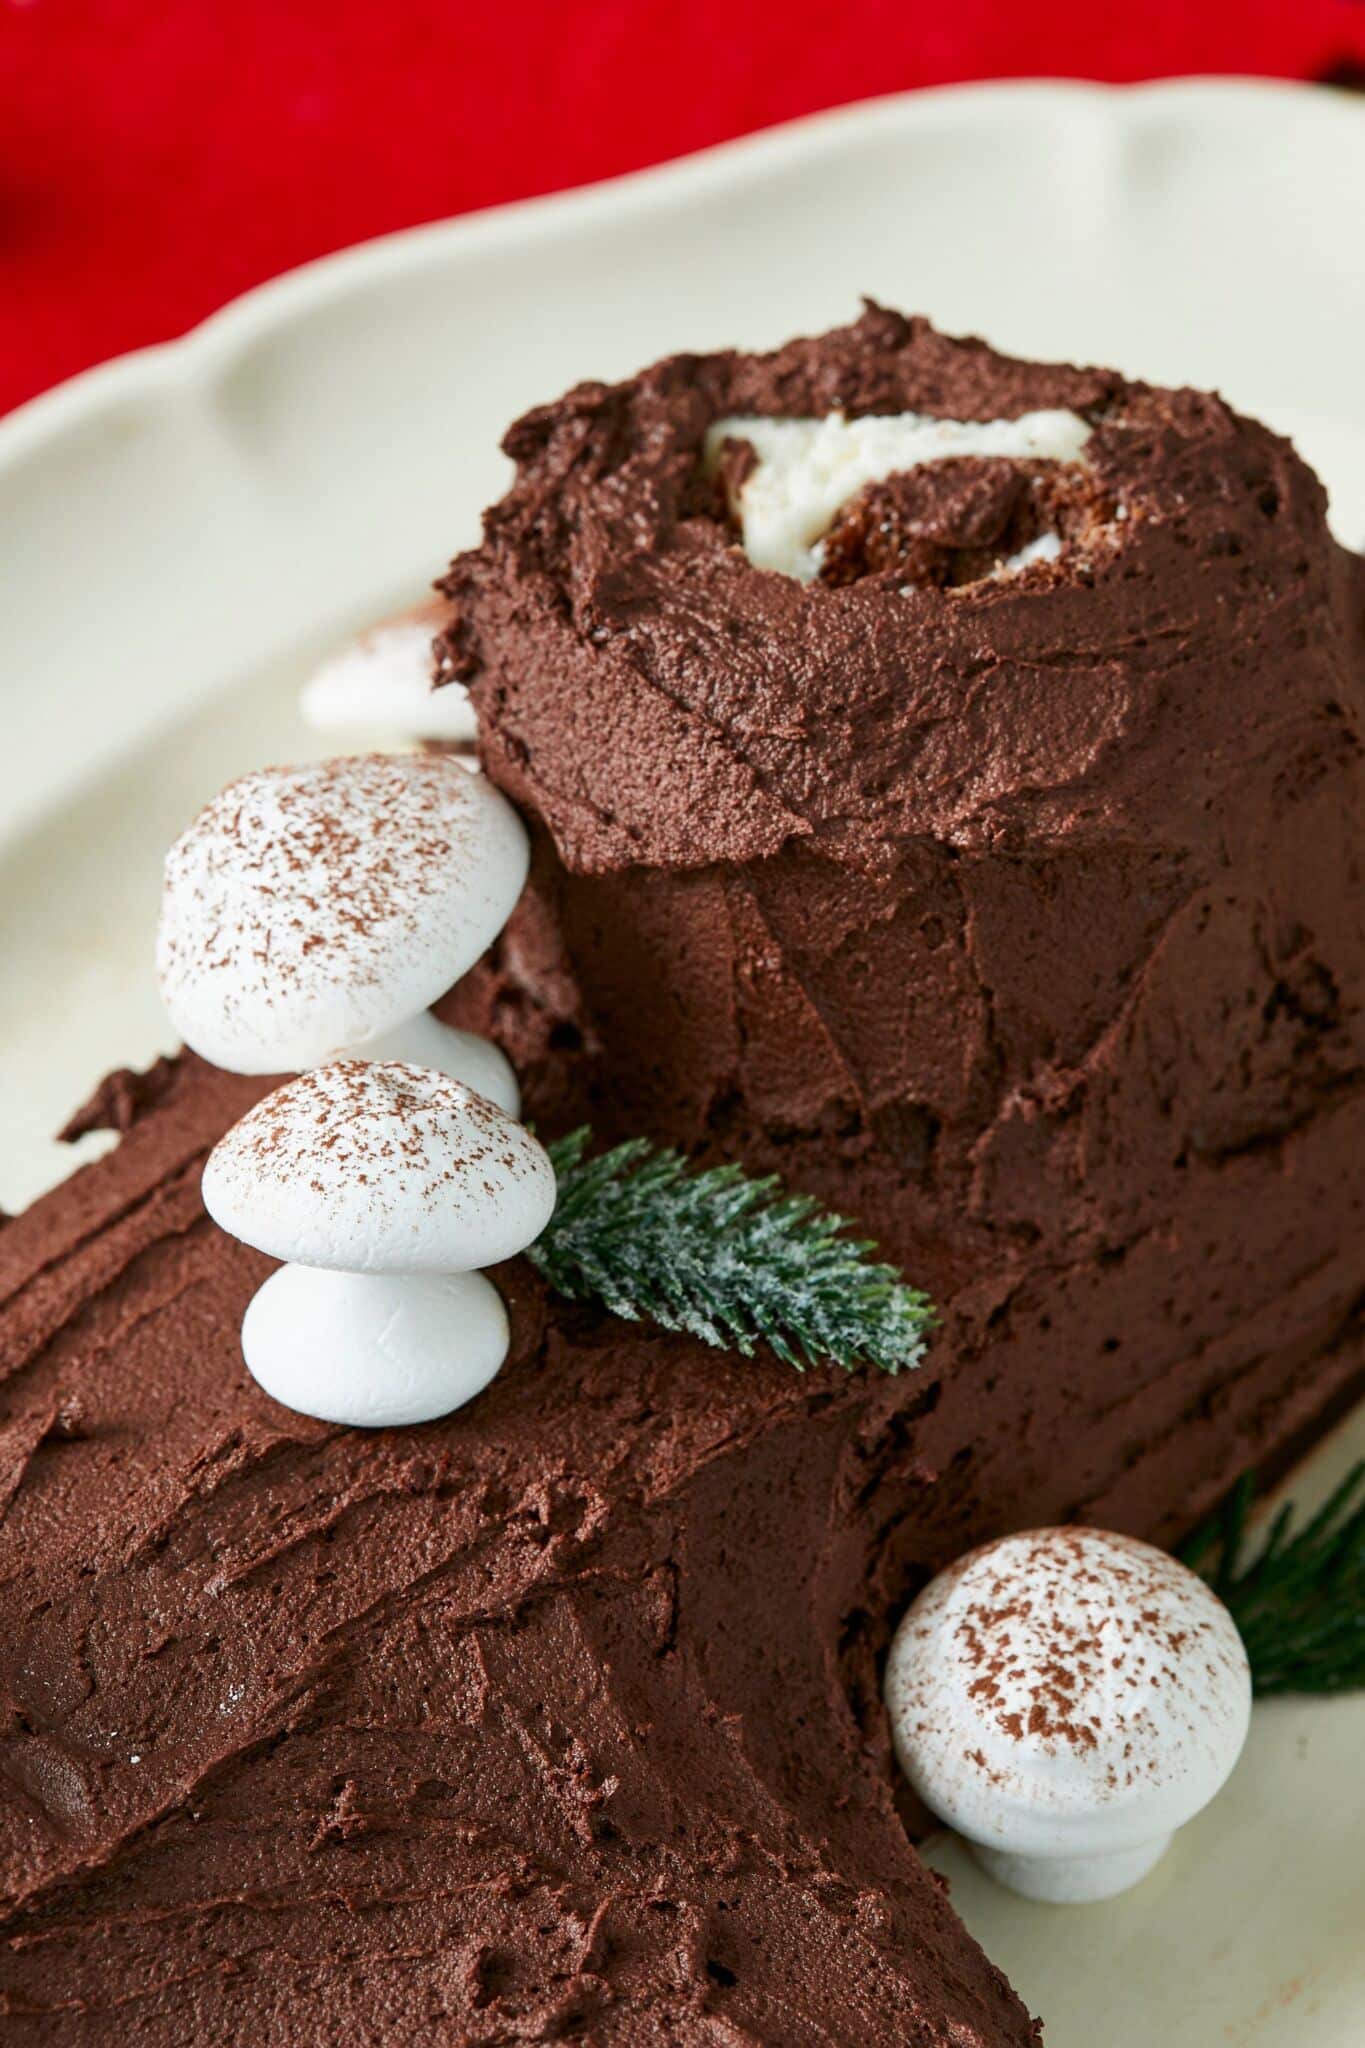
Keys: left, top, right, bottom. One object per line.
{"left": 1, "top": 306, "right": 1362, "bottom": 2043}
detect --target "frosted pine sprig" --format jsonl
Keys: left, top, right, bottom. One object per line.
{"left": 527, "top": 1129, "right": 934, "bottom": 1373}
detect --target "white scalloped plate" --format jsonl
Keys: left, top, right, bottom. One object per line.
{"left": 1, "top": 78, "right": 1362, "bottom": 2047}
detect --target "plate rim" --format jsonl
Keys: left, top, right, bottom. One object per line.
{"left": 0, "top": 75, "right": 1354, "bottom": 467}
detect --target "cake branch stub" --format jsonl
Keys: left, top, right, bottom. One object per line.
{"left": 202, "top": 1060, "right": 555, "bottom": 1427}
{"left": 884, "top": 1525, "right": 1252, "bottom": 1903}
{"left": 445, "top": 304, "right": 1340, "bottom": 884}
{"left": 156, "top": 752, "right": 526, "bottom": 1108}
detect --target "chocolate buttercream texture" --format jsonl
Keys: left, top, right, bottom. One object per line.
{"left": 3, "top": 308, "right": 1365, "bottom": 2043}
{"left": 0, "top": 1056, "right": 1033, "bottom": 2044}
{"left": 442, "top": 300, "right": 1365, "bottom": 1524}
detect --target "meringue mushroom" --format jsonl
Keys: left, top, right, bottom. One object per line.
{"left": 156, "top": 753, "right": 527, "bottom": 1110}
{"left": 203, "top": 1062, "right": 557, "bottom": 1426}
{"left": 884, "top": 1526, "right": 1251, "bottom": 1904}
{"left": 300, "top": 601, "right": 478, "bottom": 749}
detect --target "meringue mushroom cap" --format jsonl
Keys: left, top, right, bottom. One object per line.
{"left": 202, "top": 1062, "right": 557, "bottom": 1274}
{"left": 243, "top": 1265, "right": 508, "bottom": 1428}
{"left": 884, "top": 1528, "right": 1251, "bottom": 1862}
{"left": 156, "top": 755, "right": 528, "bottom": 1073}
{"left": 300, "top": 611, "right": 478, "bottom": 744}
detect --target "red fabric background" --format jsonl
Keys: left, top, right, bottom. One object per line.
{"left": 5, "top": 2, "right": 1365, "bottom": 417}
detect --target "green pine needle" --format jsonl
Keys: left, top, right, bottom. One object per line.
{"left": 527, "top": 1128, "right": 934, "bottom": 1374}
{"left": 1180, "top": 1463, "right": 1365, "bottom": 1697}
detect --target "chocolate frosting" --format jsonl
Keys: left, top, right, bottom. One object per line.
{"left": 0, "top": 1057, "right": 1033, "bottom": 2043}
{"left": 3, "top": 308, "right": 1365, "bottom": 2042}
{"left": 442, "top": 301, "right": 1365, "bottom": 1514}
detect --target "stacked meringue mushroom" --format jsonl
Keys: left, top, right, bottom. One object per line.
{"left": 202, "top": 1061, "right": 554, "bottom": 1426}
{"left": 156, "top": 751, "right": 554, "bottom": 1426}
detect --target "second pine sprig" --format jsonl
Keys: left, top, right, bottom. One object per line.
{"left": 1181, "top": 1462, "right": 1365, "bottom": 1697}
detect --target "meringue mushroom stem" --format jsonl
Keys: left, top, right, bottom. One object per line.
{"left": 242, "top": 1263, "right": 510, "bottom": 1429}
{"left": 346, "top": 1012, "right": 519, "bottom": 1115}
{"left": 971, "top": 1836, "right": 1172, "bottom": 1905}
